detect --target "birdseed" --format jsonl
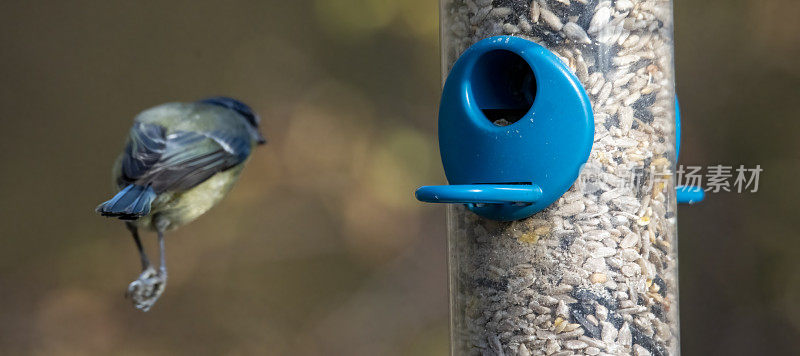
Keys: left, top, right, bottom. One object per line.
{"left": 442, "top": 0, "right": 679, "bottom": 355}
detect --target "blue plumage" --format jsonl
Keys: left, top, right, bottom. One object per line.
{"left": 200, "top": 96, "right": 260, "bottom": 129}
{"left": 116, "top": 124, "right": 250, "bottom": 194}
{"left": 96, "top": 184, "right": 157, "bottom": 220}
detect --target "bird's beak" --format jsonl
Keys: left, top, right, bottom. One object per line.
{"left": 257, "top": 132, "right": 267, "bottom": 145}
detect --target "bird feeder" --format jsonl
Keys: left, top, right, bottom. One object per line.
{"left": 417, "top": 1, "right": 686, "bottom": 354}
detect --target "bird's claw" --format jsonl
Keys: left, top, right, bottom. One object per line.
{"left": 126, "top": 266, "right": 167, "bottom": 312}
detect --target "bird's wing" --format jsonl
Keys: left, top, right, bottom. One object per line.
{"left": 116, "top": 122, "right": 251, "bottom": 193}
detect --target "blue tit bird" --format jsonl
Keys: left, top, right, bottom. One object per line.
{"left": 95, "top": 97, "right": 266, "bottom": 311}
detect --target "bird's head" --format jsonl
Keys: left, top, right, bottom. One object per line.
{"left": 199, "top": 96, "right": 267, "bottom": 145}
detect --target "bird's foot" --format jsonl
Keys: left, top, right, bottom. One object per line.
{"left": 126, "top": 266, "right": 167, "bottom": 312}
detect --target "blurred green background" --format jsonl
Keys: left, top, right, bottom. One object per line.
{"left": 0, "top": 0, "right": 797, "bottom": 355}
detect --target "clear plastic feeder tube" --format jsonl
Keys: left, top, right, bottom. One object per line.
{"left": 441, "top": 1, "right": 679, "bottom": 355}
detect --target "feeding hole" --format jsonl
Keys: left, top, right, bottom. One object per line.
{"left": 470, "top": 49, "right": 536, "bottom": 127}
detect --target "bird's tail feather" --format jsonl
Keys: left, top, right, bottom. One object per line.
{"left": 96, "top": 185, "right": 156, "bottom": 220}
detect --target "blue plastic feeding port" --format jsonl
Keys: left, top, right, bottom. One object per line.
{"left": 674, "top": 98, "right": 705, "bottom": 204}
{"left": 415, "top": 36, "right": 594, "bottom": 221}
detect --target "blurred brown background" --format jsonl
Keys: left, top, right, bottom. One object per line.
{"left": 0, "top": 0, "right": 797, "bottom": 355}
